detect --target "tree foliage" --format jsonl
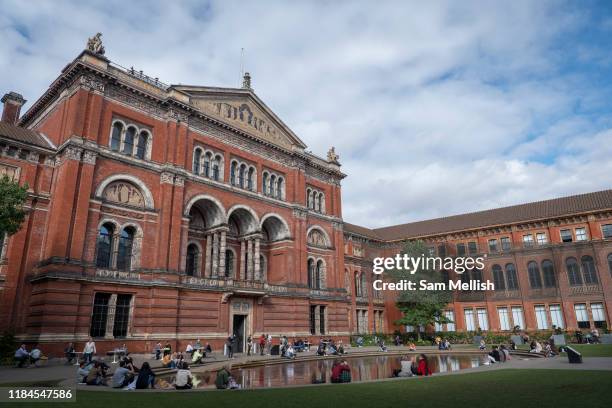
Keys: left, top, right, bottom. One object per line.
{"left": 0, "top": 175, "right": 28, "bottom": 237}
{"left": 387, "top": 240, "right": 453, "bottom": 340}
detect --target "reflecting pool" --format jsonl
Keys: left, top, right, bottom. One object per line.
{"left": 157, "top": 353, "right": 489, "bottom": 389}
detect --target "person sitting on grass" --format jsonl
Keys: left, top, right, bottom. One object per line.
{"left": 14, "top": 344, "right": 29, "bottom": 368}
{"left": 135, "top": 362, "right": 156, "bottom": 389}
{"left": 416, "top": 354, "right": 432, "bottom": 376}
{"left": 191, "top": 348, "right": 204, "bottom": 365}
{"left": 86, "top": 361, "right": 107, "bottom": 386}
{"left": 111, "top": 360, "right": 134, "bottom": 389}
{"left": 174, "top": 362, "right": 193, "bottom": 390}
{"left": 215, "top": 365, "right": 231, "bottom": 389}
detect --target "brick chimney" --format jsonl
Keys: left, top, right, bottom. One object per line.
{"left": 1, "top": 92, "right": 27, "bottom": 125}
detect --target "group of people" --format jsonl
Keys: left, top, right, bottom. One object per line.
{"left": 434, "top": 337, "right": 452, "bottom": 351}
{"left": 14, "top": 344, "right": 44, "bottom": 368}
{"left": 393, "top": 354, "right": 432, "bottom": 377}
{"left": 316, "top": 339, "right": 346, "bottom": 356}
{"left": 77, "top": 355, "right": 156, "bottom": 389}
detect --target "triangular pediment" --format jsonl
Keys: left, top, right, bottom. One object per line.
{"left": 173, "top": 86, "right": 306, "bottom": 150}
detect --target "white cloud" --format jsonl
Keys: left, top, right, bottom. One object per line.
{"left": 0, "top": 0, "right": 610, "bottom": 228}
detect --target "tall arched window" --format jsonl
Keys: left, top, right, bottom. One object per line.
{"left": 492, "top": 264, "right": 505, "bottom": 290}
{"left": 225, "top": 250, "right": 234, "bottom": 277}
{"left": 193, "top": 149, "right": 202, "bottom": 175}
{"left": 239, "top": 164, "right": 246, "bottom": 188}
{"left": 361, "top": 272, "right": 368, "bottom": 297}
{"left": 247, "top": 167, "right": 255, "bottom": 190}
{"left": 505, "top": 263, "right": 519, "bottom": 290}
{"left": 186, "top": 244, "right": 199, "bottom": 276}
{"left": 116, "top": 227, "right": 135, "bottom": 271}
{"left": 96, "top": 223, "right": 115, "bottom": 268}
{"left": 566, "top": 257, "right": 582, "bottom": 286}
{"left": 528, "top": 261, "right": 542, "bottom": 288}
{"left": 122, "top": 127, "right": 136, "bottom": 155}
{"left": 314, "top": 193, "right": 320, "bottom": 212}
{"left": 307, "top": 189, "right": 312, "bottom": 208}
{"left": 277, "top": 178, "right": 284, "bottom": 200}
{"left": 135, "top": 131, "right": 148, "bottom": 159}
{"left": 542, "top": 260, "right": 556, "bottom": 287}
{"left": 262, "top": 172, "right": 269, "bottom": 194}
{"left": 110, "top": 122, "right": 123, "bottom": 152}
{"left": 204, "top": 152, "right": 212, "bottom": 177}
{"left": 354, "top": 272, "right": 361, "bottom": 297}
{"left": 318, "top": 193, "right": 324, "bottom": 212}
{"left": 471, "top": 268, "right": 483, "bottom": 283}
{"left": 581, "top": 255, "right": 598, "bottom": 284}
{"left": 230, "top": 161, "right": 238, "bottom": 185}
{"left": 212, "top": 155, "right": 221, "bottom": 180}
{"left": 269, "top": 175, "right": 276, "bottom": 197}
{"left": 308, "top": 258, "right": 315, "bottom": 288}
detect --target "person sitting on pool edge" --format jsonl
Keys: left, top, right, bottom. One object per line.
{"left": 331, "top": 359, "right": 351, "bottom": 383}
{"left": 174, "top": 362, "right": 193, "bottom": 390}
{"left": 416, "top": 354, "right": 432, "bottom": 376}
{"left": 215, "top": 365, "right": 231, "bottom": 389}
{"left": 192, "top": 348, "right": 204, "bottom": 364}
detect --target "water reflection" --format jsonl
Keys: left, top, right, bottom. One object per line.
{"left": 158, "top": 354, "right": 488, "bottom": 390}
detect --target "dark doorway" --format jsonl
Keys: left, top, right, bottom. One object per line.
{"left": 232, "top": 315, "right": 246, "bottom": 353}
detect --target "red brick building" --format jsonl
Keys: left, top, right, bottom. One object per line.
{"left": 0, "top": 40, "right": 611, "bottom": 354}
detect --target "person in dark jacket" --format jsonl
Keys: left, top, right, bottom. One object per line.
{"left": 135, "top": 362, "right": 155, "bottom": 389}
{"left": 489, "top": 345, "right": 502, "bottom": 362}
{"left": 215, "top": 366, "right": 230, "bottom": 389}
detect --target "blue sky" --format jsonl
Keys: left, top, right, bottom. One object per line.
{"left": 1, "top": 0, "right": 611, "bottom": 227}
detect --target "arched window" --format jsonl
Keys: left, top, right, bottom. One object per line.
{"left": 308, "top": 258, "right": 315, "bottom": 288}
{"left": 318, "top": 193, "right": 324, "bottom": 212}
{"left": 505, "top": 263, "right": 519, "bottom": 290}
{"left": 307, "top": 189, "right": 312, "bottom": 208}
{"left": 354, "top": 272, "right": 361, "bottom": 297}
{"left": 277, "top": 178, "right": 284, "bottom": 200}
{"left": 186, "top": 244, "right": 199, "bottom": 276}
{"left": 581, "top": 255, "right": 598, "bottom": 284}
{"left": 193, "top": 149, "right": 202, "bottom": 175}
{"left": 204, "top": 152, "right": 212, "bottom": 178}
{"left": 315, "top": 260, "right": 324, "bottom": 289}
{"left": 566, "top": 257, "right": 582, "bottom": 286}
{"left": 471, "top": 268, "right": 483, "bottom": 282}
{"left": 122, "top": 127, "right": 136, "bottom": 155}
{"left": 542, "top": 260, "right": 556, "bottom": 287}
{"left": 314, "top": 193, "right": 320, "bottom": 212}
{"left": 225, "top": 250, "right": 234, "bottom": 277}
{"left": 247, "top": 167, "right": 255, "bottom": 191}
{"left": 239, "top": 164, "right": 246, "bottom": 188}
{"left": 361, "top": 272, "right": 368, "bottom": 297}
{"left": 110, "top": 122, "right": 123, "bottom": 151}
{"left": 262, "top": 172, "right": 269, "bottom": 194}
{"left": 269, "top": 175, "right": 276, "bottom": 197}
{"left": 96, "top": 223, "right": 115, "bottom": 268}
{"left": 230, "top": 161, "right": 238, "bottom": 185}
{"left": 608, "top": 253, "right": 612, "bottom": 277}
{"left": 116, "top": 227, "right": 135, "bottom": 271}
{"left": 135, "top": 131, "right": 148, "bottom": 159}
{"left": 492, "top": 264, "right": 505, "bottom": 290}
{"left": 528, "top": 261, "right": 542, "bottom": 288}
{"left": 212, "top": 155, "right": 221, "bottom": 181}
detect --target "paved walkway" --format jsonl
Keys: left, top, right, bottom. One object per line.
{"left": 1, "top": 346, "right": 609, "bottom": 390}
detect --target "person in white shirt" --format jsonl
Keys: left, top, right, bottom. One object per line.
{"left": 83, "top": 338, "right": 96, "bottom": 363}
{"left": 174, "top": 362, "right": 193, "bottom": 390}
{"left": 186, "top": 343, "right": 194, "bottom": 356}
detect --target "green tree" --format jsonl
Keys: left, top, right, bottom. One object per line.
{"left": 387, "top": 240, "right": 453, "bottom": 341}
{"left": 0, "top": 175, "right": 28, "bottom": 237}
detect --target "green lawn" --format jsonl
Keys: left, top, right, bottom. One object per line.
{"left": 43, "top": 369, "right": 611, "bottom": 408}
{"left": 560, "top": 344, "right": 612, "bottom": 357}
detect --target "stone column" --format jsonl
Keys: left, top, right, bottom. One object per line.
{"left": 247, "top": 239, "right": 253, "bottom": 280}
{"left": 212, "top": 232, "right": 219, "bottom": 277}
{"left": 104, "top": 294, "right": 117, "bottom": 339}
{"left": 219, "top": 230, "right": 227, "bottom": 278}
{"left": 314, "top": 305, "right": 321, "bottom": 335}
{"left": 254, "top": 238, "right": 261, "bottom": 281}
{"left": 240, "top": 240, "right": 246, "bottom": 280}
{"left": 205, "top": 234, "right": 212, "bottom": 277}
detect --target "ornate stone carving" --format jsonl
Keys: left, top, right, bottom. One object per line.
{"left": 103, "top": 181, "right": 145, "bottom": 208}
{"left": 106, "top": 86, "right": 166, "bottom": 118}
{"left": 327, "top": 146, "right": 340, "bottom": 164}
{"left": 79, "top": 75, "right": 105, "bottom": 92}
{"left": 62, "top": 146, "right": 82, "bottom": 162}
{"left": 0, "top": 163, "right": 20, "bottom": 181}
{"left": 160, "top": 172, "right": 174, "bottom": 184}
{"left": 168, "top": 109, "right": 189, "bottom": 122}
{"left": 332, "top": 221, "right": 344, "bottom": 231}
{"left": 174, "top": 176, "right": 185, "bottom": 187}
{"left": 82, "top": 150, "right": 97, "bottom": 165}
{"left": 86, "top": 32, "right": 105, "bottom": 55}
{"left": 308, "top": 229, "right": 330, "bottom": 248}
{"left": 27, "top": 152, "right": 40, "bottom": 163}
{"left": 292, "top": 208, "right": 307, "bottom": 220}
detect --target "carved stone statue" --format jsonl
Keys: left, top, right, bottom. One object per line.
{"left": 327, "top": 146, "right": 340, "bottom": 164}
{"left": 86, "top": 33, "right": 105, "bottom": 55}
